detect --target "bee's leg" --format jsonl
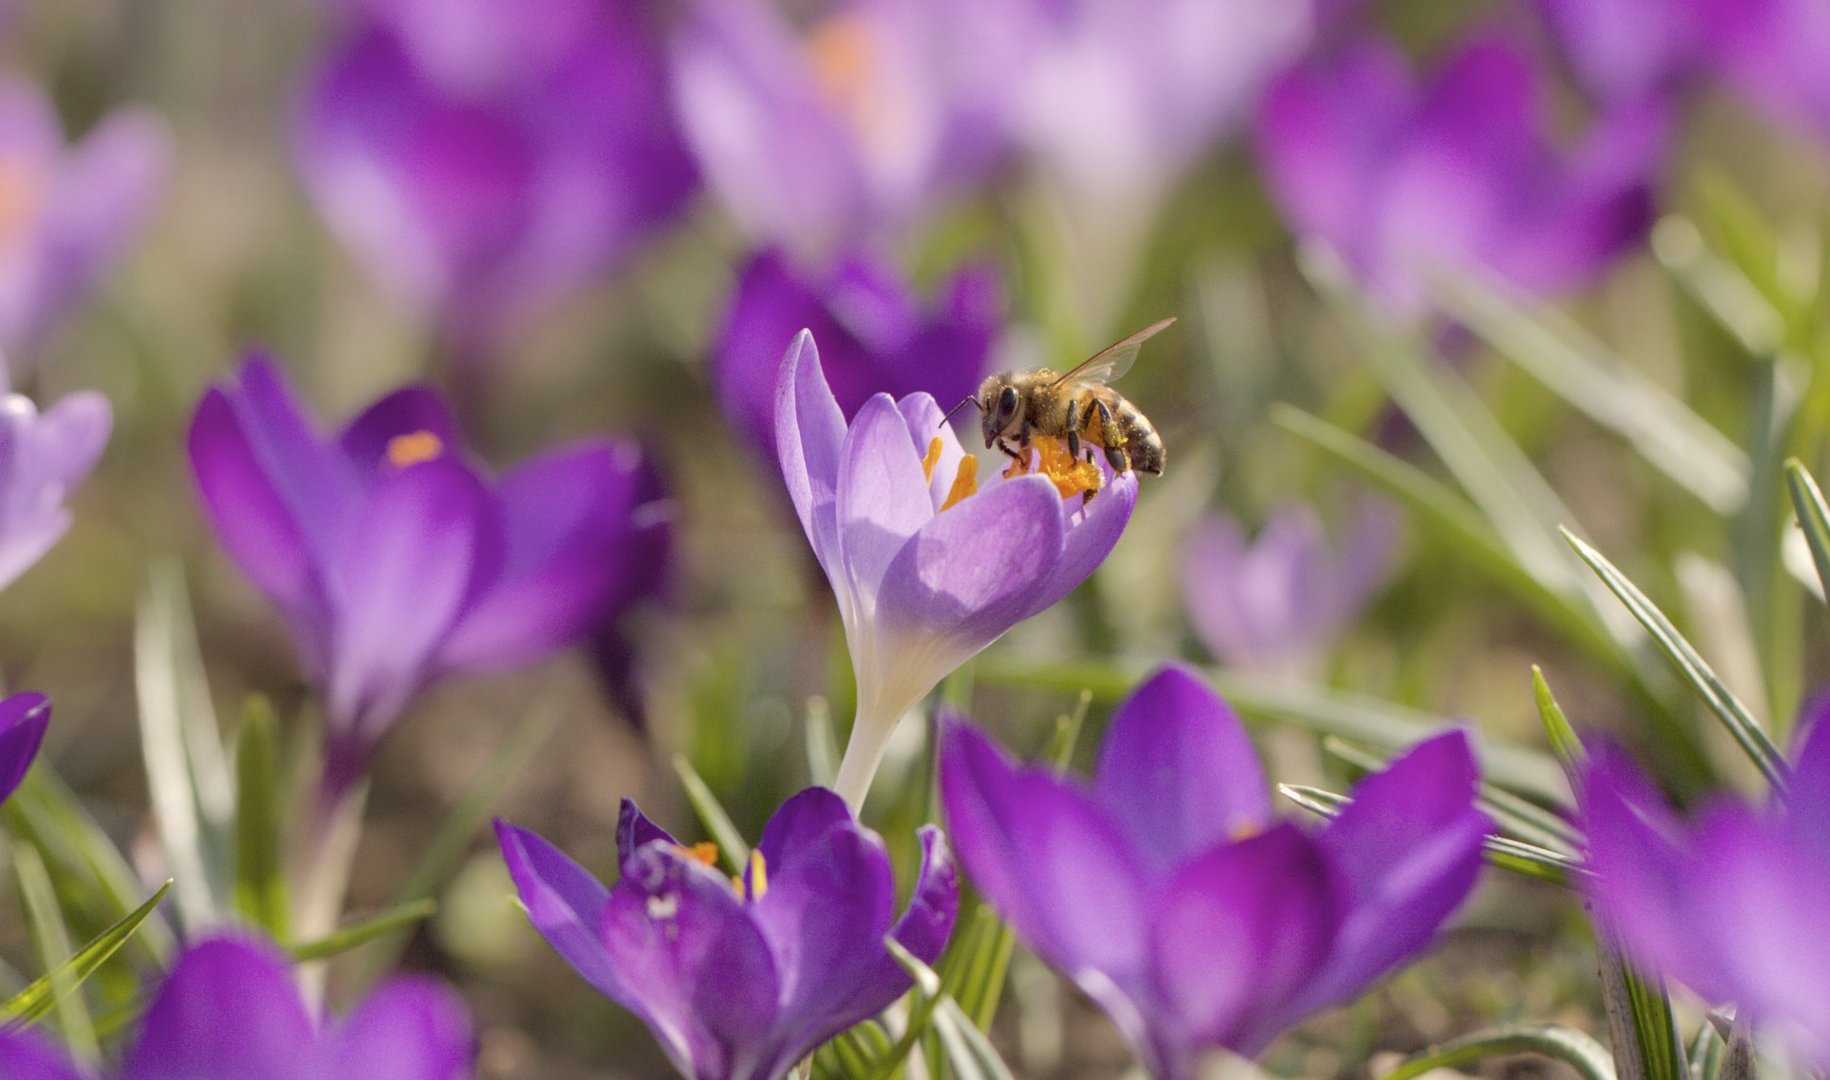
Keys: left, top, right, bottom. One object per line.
{"left": 1094, "top": 400, "right": 1130, "bottom": 472}
{"left": 1064, "top": 400, "right": 1081, "bottom": 460}
{"left": 996, "top": 438, "right": 1025, "bottom": 472}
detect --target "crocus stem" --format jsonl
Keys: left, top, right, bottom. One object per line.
{"left": 833, "top": 702, "right": 900, "bottom": 813}
{"left": 291, "top": 774, "right": 369, "bottom": 1000}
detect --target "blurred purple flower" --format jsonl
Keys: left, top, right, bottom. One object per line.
{"left": 1181, "top": 498, "right": 1399, "bottom": 678}
{"left": 0, "top": 692, "right": 49, "bottom": 808}
{"left": 1695, "top": 0, "right": 1830, "bottom": 144}
{"left": 497, "top": 787, "right": 958, "bottom": 1080}
{"left": 1578, "top": 699, "right": 1830, "bottom": 1067}
{"left": 1256, "top": 32, "right": 1663, "bottom": 317}
{"left": 668, "top": 0, "right": 1024, "bottom": 256}
{"left": 940, "top": 664, "right": 1491, "bottom": 1078}
{"left": 777, "top": 330, "right": 1136, "bottom": 805}
{"left": 0, "top": 79, "right": 167, "bottom": 360}
{"left": 296, "top": 0, "right": 697, "bottom": 357}
{"left": 0, "top": 934, "right": 473, "bottom": 1078}
{"left": 0, "top": 386, "right": 110, "bottom": 592}
{"left": 1532, "top": 0, "right": 1702, "bottom": 105}
{"left": 187, "top": 353, "right": 671, "bottom": 792}
{"left": 715, "top": 247, "right": 998, "bottom": 456}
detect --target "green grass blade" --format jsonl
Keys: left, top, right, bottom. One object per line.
{"left": 889, "top": 940, "right": 1016, "bottom": 1080}
{"left": 1785, "top": 459, "right": 1830, "bottom": 605}
{"left": 1564, "top": 530, "right": 1789, "bottom": 789}
{"left": 1597, "top": 937, "right": 1687, "bottom": 1080}
{"left": 1533, "top": 666, "right": 1588, "bottom": 782}
{"left": 1379, "top": 1025, "right": 1617, "bottom": 1080}
{"left": 12, "top": 842, "right": 99, "bottom": 1060}
{"left": 805, "top": 697, "right": 839, "bottom": 789}
{"left": 290, "top": 898, "right": 437, "bottom": 962}
{"left": 0, "top": 879, "right": 171, "bottom": 1027}
{"left": 673, "top": 754, "right": 750, "bottom": 875}
{"left": 234, "top": 696, "right": 287, "bottom": 937}
{"left": 1279, "top": 785, "right": 1577, "bottom": 887}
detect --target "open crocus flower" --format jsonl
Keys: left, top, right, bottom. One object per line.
{"left": 940, "top": 664, "right": 1491, "bottom": 1078}
{"left": 0, "top": 383, "right": 111, "bottom": 592}
{"left": 188, "top": 353, "right": 670, "bottom": 793}
{"left": 0, "top": 79, "right": 168, "bottom": 360}
{"left": 669, "top": 0, "right": 1024, "bottom": 257}
{"left": 296, "top": 0, "right": 697, "bottom": 358}
{"left": 1578, "top": 699, "right": 1830, "bottom": 1068}
{"left": 1256, "top": 31, "right": 1663, "bottom": 318}
{"left": 1181, "top": 498, "right": 1398, "bottom": 679}
{"left": 1695, "top": 0, "right": 1830, "bottom": 145}
{"left": 777, "top": 330, "right": 1136, "bottom": 807}
{"left": 497, "top": 788, "right": 958, "bottom": 1080}
{"left": 715, "top": 247, "right": 998, "bottom": 457}
{"left": 0, "top": 692, "right": 50, "bottom": 808}
{"left": 0, "top": 935, "right": 473, "bottom": 1078}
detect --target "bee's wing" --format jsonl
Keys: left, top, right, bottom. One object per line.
{"left": 1049, "top": 316, "right": 1176, "bottom": 388}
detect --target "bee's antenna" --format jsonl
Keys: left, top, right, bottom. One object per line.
{"left": 938, "top": 396, "right": 978, "bottom": 428}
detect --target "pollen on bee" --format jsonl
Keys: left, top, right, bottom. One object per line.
{"left": 384, "top": 430, "right": 444, "bottom": 469}
{"left": 1018, "top": 436, "right": 1103, "bottom": 502}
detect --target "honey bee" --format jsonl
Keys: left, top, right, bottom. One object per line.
{"left": 952, "top": 317, "right": 1172, "bottom": 476}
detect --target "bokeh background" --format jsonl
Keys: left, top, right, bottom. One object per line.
{"left": 2, "top": 0, "right": 1828, "bottom": 1075}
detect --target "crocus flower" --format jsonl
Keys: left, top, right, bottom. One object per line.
{"left": 0, "top": 384, "right": 110, "bottom": 592}
{"left": 296, "top": 0, "right": 697, "bottom": 358}
{"left": 1694, "top": 0, "right": 1830, "bottom": 145}
{"left": 940, "top": 664, "right": 1491, "bottom": 1078}
{"left": 668, "top": 0, "right": 1025, "bottom": 257}
{"left": 0, "top": 692, "right": 50, "bottom": 808}
{"left": 187, "top": 353, "right": 670, "bottom": 793}
{"left": 496, "top": 787, "right": 958, "bottom": 1080}
{"left": 714, "top": 247, "right": 998, "bottom": 456}
{"left": 777, "top": 330, "right": 1136, "bottom": 806}
{"left": 1181, "top": 498, "right": 1398, "bottom": 679}
{"left": 1578, "top": 699, "right": 1830, "bottom": 1067}
{"left": 0, "top": 79, "right": 167, "bottom": 360}
{"left": 1532, "top": 0, "right": 1703, "bottom": 105}
{"left": 0, "top": 934, "right": 473, "bottom": 1078}
{"left": 1256, "top": 32, "right": 1663, "bottom": 317}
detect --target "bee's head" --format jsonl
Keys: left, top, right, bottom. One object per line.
{"left": 979, "top": 381, "right": 1021, "bottom": 449}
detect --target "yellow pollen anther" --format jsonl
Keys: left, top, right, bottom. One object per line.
{"left": 675, "top": 842, "right": 720, "bottom": 868}
{"left": 940, "top": 455, "right": 978, "bottom": 511}
{"left": 921, "top": 437, "right": 944, "bottom": 484}
{"left": 806, "top": 15, "right": 876, "bottom": 111}
{"left": 0, "top": 159, "right": 45, "bottom": 249}
{"left": 731, "top": 850, "right": 770, "bottom": 901}
{"left": 1229, "top": 821, "right": 1262, "bottom": 843}
{"left": 385, "top": 430, "right": 444, "bottom": 468}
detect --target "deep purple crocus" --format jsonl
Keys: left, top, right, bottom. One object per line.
{"left": 0, "top": 934, "right": 473, "bottom": 1078}
{"left": 296, "top": 0, "right": 697, "bottom": 357}
{"left": 668, "top": 0, "right": 1024, "bottom": 256}
{"left": 0, "top": 692, "right": 50, "bottom": 809}
{"left": 715, "top": 247, "right": 998, "bottom": 456}
{"left": 940, "top": 664, "right": 1491, "bottom": 1078}
{"left": 1181, "top": 498, "right": 1398, "bottom": 679}
{"left": 1256, "top": 31, "right": 1663, "bottom": 317}
{"left": 0, "top": 384, "right": 110, "bottom": 592}
{"left": 0, "top": 79, "right": 168, "bottom": 360}
{"left": 497, "top": 787, "right": 958, "bottom": 1080}
{"left": 1578, "top": 700, "right": 1830, "bottom": 1067}
{"left": 187, "top": 353, "right": 670, "bottom": 791}
{"left": 777, "top": 329, "right": 1136, "bottom": 806}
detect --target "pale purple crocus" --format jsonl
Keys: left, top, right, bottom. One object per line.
{"left": 940, "top": 664, "right": 1491, "bottom": 1079}
{"left": 1532, "top": 0, "right": 1703, "bottom": 105}
{"left": 1578, "top": 697, "right": 1830, "bottom": 1068}
{"left": 0, "top": 692, "right": 50, "bottom": 809}
{"left": 187, "top": 353, "right": 671, "bottom": 795}
{"left": 668, "top": 0, "right": 1025, "bottom": 257}
{"left": 776, "top": 330, "right": 1137, "bottom": 807}
{"left": 1181, "top": 498, "right": 1399, "bottom": 679}
{"left": 1256, "top": 31, "right": 1663, "bottom": 318}
{"left": 0, "top": 384, "right": 110, "bottom": 592}
{"left": 715, "top": 247, "right": 998, "bottom": 456}
{"left": 296, "top": 0, "right": 697, "bottom": 359}
{"left": 0, "top": 79, "right": 167, "bottom": 360}
{"left": 0, "top": 934, "right": 474, "bottom": 1078}
{"left": 497, "top": 787, "right": 958, "bottom": 1080}
{"left": 1694, "top": 0, "right": 1830, "bottom": 145}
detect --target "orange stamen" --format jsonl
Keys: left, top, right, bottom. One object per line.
{"left": 675, "top": 842, "right": 720, "bottom": 868}
{"left": 921, "top": 437, "right": 944, "bottom": 484}
{"left": 940, "top": 455, "right": 978, "bottom": 511}
{"left": 384, "top": 430, "right": 444, "bottom": 468}
{"left": 730, "top": 849, "right": 770, "bottom": 901}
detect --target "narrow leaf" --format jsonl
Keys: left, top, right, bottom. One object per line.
{"left": 1785, "top": 459, "right": 1830, "bottom": 606}
{"left": 0, "top": 880, "right": 171, "bottom": 1026}
{"left": 673, "top": 754, "right": 750, "bottom": 875}
{"left": 290, "top": 898, "right": 437, "bottom": 962}
{"left": 889, "top": 940, "right": 1017, "bottom": 1080}
{"left": 1534, "top": 666, "right": 1588, "bottom": 782}
{"left": 1379, "top": 1024, "right": 1618, "bottom": 1080}
{"left": 12, "top": 842, "right": 99, "bottom": 1060}
{"left": 234, "top": 696, "right": 287, "bottom": 937}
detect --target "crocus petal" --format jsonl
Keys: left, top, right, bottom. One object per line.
{"left": 1148, "top": 824, "right": 1342, "bottom": 1061}
{"left": 0, "top": 690, "right": 49, "bottom": 806}
{"left": 894, "top": 393, "right": 969, "bottom": 509}
{"left": 600, "top": 845, "right": 782, "bottom": 1079}
{"left": 121, "top": 937, "right": 317, "bottom": 1080}
{"left": 337, "top": 386, "right": 460, "bottom": 473}
{"left": 1093, "top": 664, "right": 1270, "bottom": 870}
{"left": 496, "top": 819, "right": 622, "bottom": 1002}
{"left": 835, "top": 393, "right": 933, "bottom": 604}
{"left": 1296, "top": 730, "right": 1490, "bottom": 1017}
{"left": 221, "top": 356, "right": 360, "bottom": 563}
{"left": 0, "top": 391, "right": 112, "bottom": 591}
{"left": 755, "top": 787, "right": 853, "bottom": 870}
{"left": 938, "top": 718, "right": 1151, "bottom": 983}
{"left": 775, "top": 331, "right": 849, "bottom": 581}
{"left": 890, "top": 824, "right": 960, "bottom": 965}
{"left": 188, "top": 389, "right": 318, "bottom": 617}
{"left": 1032, "top": 473, "right": 1137, "bottom": 621}
{"left": 617, "top": 798, "right": 680, "bottom": 870}
{"left": 325, "top": 978, "right": 474, "bottom": 1080}
{"left": 0, "top": 1028, "right": 90, "bottom": 1080}
{"left": 1788, "top": 692, "right": 1830, "bottom": 846}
